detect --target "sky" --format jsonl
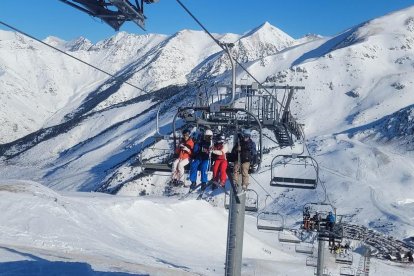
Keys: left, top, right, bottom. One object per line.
{"left": 0, "top": 0, "right": 413, "bottom": 43}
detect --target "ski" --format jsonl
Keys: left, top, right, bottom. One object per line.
{"left": 178, "top": 183, "right": 203, "bottom": 200}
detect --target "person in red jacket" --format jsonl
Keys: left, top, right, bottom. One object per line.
{"left": 171, "top": 129, "right": 194, "bottom": 186}
{"left": 211, "top": 134, "right": 228, "bottom": 188}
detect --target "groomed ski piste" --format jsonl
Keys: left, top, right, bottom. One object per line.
{"left": 1, "top": 3, "right": 414, "bottom": 276}
{"left": 0, "top": 180, "right": 412, "bottom": 276}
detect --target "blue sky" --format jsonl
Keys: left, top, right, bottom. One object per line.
{"left": 1, "top": 0, "right": 413, "bottom": 43}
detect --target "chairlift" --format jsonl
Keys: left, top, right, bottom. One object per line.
{"left": 245, "top": 189, "right": 259, "bottom": 212}
{"left": 270, "top": 154, "right": 318, "bottom": 189}
{"left": 336, "top": 253, "right": 353, "bottom": 265}
{"left": 302, "top": 202, "right": 336, "bottom": 232}
{"left": 224, "top": 188, "right": 258, "bottom": 212}
{"left": 138, "top": 134, "right": 175, "bottom": 173}
{"left": 256, "top": 211, "right": 284, "bottom": 231}
{"left": 339, "top": 266, "right": 355, "bottom": 276}
{"left": 305, "top": 256, "right": 317, "bottom": 267}
{"left": 313, "top": 267, "right": 331, "bottom": 276}
{"left": 278, "top": 230, "right": 301, "bottom": 244}
{"left": 295, "top": 242, "right": 315, "bottom": 254}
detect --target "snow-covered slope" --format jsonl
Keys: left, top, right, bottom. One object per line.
{"left": 1, "top": 180, "right": 411, "bottom": 276}
{"left": 0, "top": 30, "right": 167, "bottom": 143}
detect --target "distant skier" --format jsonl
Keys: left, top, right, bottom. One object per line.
{"left": 189, "top": 129, "right": 213, "bottom": 191}
{"left": 171, "top": 129, "right": 194, "bottom": 186}
{"left": 231, "top": 129, "right": 257, "bottom": 191}
{"left": 211, "top": 133, "right": 228, "bottom": 188}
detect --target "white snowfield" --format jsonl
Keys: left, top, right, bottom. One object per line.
{"left": 0, "top": 4, "right": 414, "bottom": 276}
{"left": 0, "top": 180, "right": 412, "bottom": 276}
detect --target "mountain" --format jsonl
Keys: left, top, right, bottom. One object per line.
{"left": 188, "top": 21, "right": 294, "bottom": 80}
{"left": 1, "top": 7, "right": 414, "bottom": 275}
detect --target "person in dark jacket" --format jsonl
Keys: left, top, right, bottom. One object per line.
{"left": 189, "top": 129, "right": 213, "bottom": 191}
{"left": 231, "top": 129, "right": 257, "bottom": 191}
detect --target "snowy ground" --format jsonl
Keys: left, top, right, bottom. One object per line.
{"left": 0, "top": 180, "right": 413, "bottom": 275}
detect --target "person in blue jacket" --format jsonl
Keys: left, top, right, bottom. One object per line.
{"left": 326, "top": 211, "right": 336, "bottom": 232}
{"left": 189, "top": 129, "right": 213, "bottom": 191}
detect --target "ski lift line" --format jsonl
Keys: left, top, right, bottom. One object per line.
{"left": 304, "top": 142, "right": 330, "bottom": 204}
{"left": 174, "top": 0, "right": 288, "bottom": 105}
{"left": 249, "top": 174, "right": 274, "bottom": 201}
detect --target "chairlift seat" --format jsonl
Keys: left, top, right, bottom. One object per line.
{"left": 295, "top": 243, "right": 315, "bottom": 254}
{"left": 257, "top": 211, "right": 284, "bottom": 232}
{"left": 270, "top": 177, "right": 317, "bottom": 189}
{"left": 278, "top": 231, "right": 301, "bottom": 243}
{"left": 336, "top": 254, "right": 353, "bottom": 265}
{"left": 306, "top": 256, "right": 317, "bottom": 267}
{"left": 339, "top": 266, "right": 355, "bottom": 276}
{"left": 257, "top": 225, "right": 283, "bottom": 231}
{"left": 142, "top": 163, "right": 171, "bottom": 172}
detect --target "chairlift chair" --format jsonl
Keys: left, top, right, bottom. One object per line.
{"left": 278, "top": 230, "right": 301, "bottom": 244}
{"left": 313, "top": 267, "right": 331, "bottom": 276}
{"left": 306, "top": 256, "right": 317, "bottom": 267}
{"left": 245, "top": 189, "right": 259, "bottom": 212}
{"left": 295, "top": 242, "right": 315, "bottom": 254}
{"left": 302, "top": 202, "right": 337, "bottom": 232}
{"left": 339, "top": 266, "right": 356, "bottom": 276}
{"left": 270, "top": 154, "right": 318, "bottom": 189}
{"left": 224, "top": 188, "right": 258, "bottom": 212}
{"left": 256, "top": 211, "right": 284, "bottom": 231}
{"left": 138, "top": 134, "right": 175, "bottom": 173}
{"left": 335, "top": 253, "right": 353, "bottom": 265}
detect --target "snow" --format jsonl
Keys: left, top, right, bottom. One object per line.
{"left": 1, "top": 4, "right": 414, "bottom": 276}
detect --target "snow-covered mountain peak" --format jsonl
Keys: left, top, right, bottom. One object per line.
{"left": 64, "top": 36, "right": 93, "bottom": 51}
{"left": 43, "top": 36, "right": 66, "bottom": 49}
{"left": 241, "top": 21, "right": 294, "bottom": 46}
{"left": 293, "top": 33, "right": 324, "bottom": 46}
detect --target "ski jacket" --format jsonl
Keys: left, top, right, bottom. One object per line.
{"left": 193, "top": 139, "right": 212, "bottom": 160}
{"left": 212, "top": 143, "right": 228, "bottom": 160}
{"left": 327, "top": 213, "right": 335, "bottom": 223}
{"left": 232, "top": 138, "right": 257, "bottom": 163}
{"left": 176, "top": 138, "right": 194, "bottom": 160}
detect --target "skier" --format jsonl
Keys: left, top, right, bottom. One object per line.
{"left": 231, "top": 129, "right": 257, "bottom": 191}
{"left": 171, "top": 129, "right": 194, "bottom": 186}
{"left": 211, "top": 133, "right": 228, "bottom": 188}
{"left": 189, "top": 129, "right": 213, "bottom": 191}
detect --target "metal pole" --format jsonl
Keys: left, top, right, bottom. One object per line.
{"left": 225, "top": 170, "right": 246, "bottom": 276}
{"left": 316, "top": 236, "right": 325, "bottom": 276}
{"left": 220, "top": 43, "right": 236, "bottom": 107}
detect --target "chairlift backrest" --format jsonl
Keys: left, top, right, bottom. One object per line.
{"left": 257, "top": 211, "right": 284, "bottom": 231}
{"left": 270, "top": 155, "right": 318, "bottom": 189}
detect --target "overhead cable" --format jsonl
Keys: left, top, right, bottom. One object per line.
{"left": 0, "top": 20, "right": 146, "bottom": 93}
